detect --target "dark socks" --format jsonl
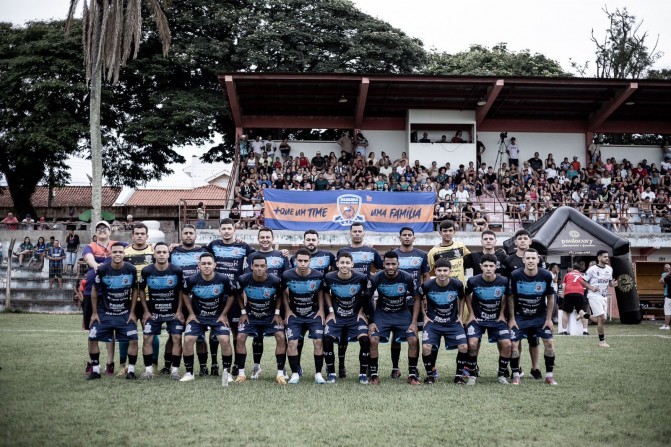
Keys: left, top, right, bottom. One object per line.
{"left": 143, "top": 354, "right": 153, "bottom": 366}
{"left": 338, "top": 343, "right": 348, "bottom": 370}
{"left": 408, "top": 356, "right": 419, "bottom": 377}
{"left": 314, "top": 354, "right": 323, "bottom": 374}
{"left": 390, "top": 341, "right": 401, "bottom": 369}
{"left": 184, "top": 354, "right": 194, "bottom": 374}
{"left": 172, "top": 354, "right": 181, "bottom": 368}
{"left": 358, "top": 337, "right": 370, "bottom": 375}
{"left": 221, "top": 355, "right": 232, "bottom": 372}
{"left": 276, "top": 353, "right": 286, "bottom": 371}
{"left": 119, "top": 341, "right": 128, "bottom": 364}
{"left": 498, "top": 356, "right": 510, "bottom": 376}
{"left": 288, "top": 355, "right": 300, "bottom": 374}
{"left": 252, "top": 336, "right": 264, "bottom": 364}
{"left": 456, "top": 351, "right": 467, "bottom": 376}
{"left": 323, "top": 337, "right": 335, "bottom": 374}
{"left": 544, "top": 354, "right": 555, "bottom": 373}
{"left": 236, "top": 353, "right": 247, "bottom": 371}
{"left": 510, "top": 356, "right": 521, "bottom": 374}
{"left": 369, "top": 356, "right": 379, "bottom": 377}
{"left": 128, "top": 354, "right": 137, "bottom": 366}
{"left": 422, "top": 353, "right": 433, "bottom": 374}
{"left": 151, "top": 336, "right": 159, "bottom": 364}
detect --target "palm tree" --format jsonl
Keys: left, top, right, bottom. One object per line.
{"left": 66, "top": 0, "right": 172, "bottom": 229}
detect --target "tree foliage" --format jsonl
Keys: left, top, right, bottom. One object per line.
{"left": 422, "top": 43, "right": 570, "bottom": 77}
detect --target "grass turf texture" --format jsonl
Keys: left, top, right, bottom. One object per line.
{"left": 0, "top": 314, "right": 670, "bottom": 446}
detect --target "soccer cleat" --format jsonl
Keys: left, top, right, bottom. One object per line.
{"left": 288, "top": 374, "right": 300, "bottom": 384}
{"left": 369, "top": 375, "right": 380, "bottom": 385}
{"left": 104, "top": 362, "right": 115, "bottom": 376}
{"left": 511, "top": 375, "right": 521, "bottom": 385}
{"left": 170, "top": 370, "right": 181, "bottom": 381}
{"left": 431, "top": 367, "right": 441, "bottom": 379}
{"left": 199, "top": 365, "right": 209, "bottom": 376}
{"left": 583, "top": 331, "right": 590, "bottom": 336}
{"left": 85, "top": 371, "right": 101, "bottom": 380}
{"left": 327, "top": 373, "right": 337, "bottom": 384}
{"left": 530, "top": 368, "right": 543, "bottom": 380}
{"left": 85, "top": 362, "right": 93, "bottom": 376}
{"left": 660, "top": 325, "right": 670, "bottom": 330}
{"left": 275, "top": 375, "right": 287, "bottom": 385}
{"left": 358, "top": 374, "right": 369, "bottom": 385}
{"left": 423, "top": 376, "right": 436, "bottom": 384}
{"left": 545, "top": 376, "right": 558, "bottom": 385}
{"left": 210, "top": 365, "right": 219, "bottom": 376}
{"left": 234, "top": 374, "right": 247, "bottom": 383}
{"left": 126, "top": 371, "right": 137, "bottom": 380}
{"left": 231, "top": 365, "right": 239, "bottom": 376}
{"left": 390, "top": 368, "right": 402, "bottom": 379}
{"left": 598, "top": 341, "right": 610, "bottom": 348}
{"left": 453, "top": 375, "right": 466, "bottom": 385}
{"left": 297, "top": 366, "right": 303, "bottom": 378}
{"left": 116, "top": 363, "right": 127, "bottom": 377}
{"left": 252, "top": 365, "right": 263, "bottom": 380}
{"left": 158, "top": 366, "right": 171, "bottom": 375}
{"left": 315, "top": 373, "right": 327, "bottom": 384}
{"left": 497, "top": 375, "right": 510, "bottom": 385}
{"left": 179, "top": 372, "right": 195, "bottom": 382}
{"left": 140, "top": 371, "right": 154, "bottom": 380}
{"left": 560, "top": 331, "right": 569, "bottom": 336}
{"left": 407, "top": 375, "right": 421, "bottom": 385}
{"left": 338, "top": 367, "right": 347, "bottom": 379}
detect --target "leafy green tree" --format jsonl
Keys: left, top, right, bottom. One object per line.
{"left": 423, "top": 43, "right": 570, "bottom": 77}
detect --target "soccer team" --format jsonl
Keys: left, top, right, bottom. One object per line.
{"left": 82, "top": 218, "right": 615, "bottom": 386}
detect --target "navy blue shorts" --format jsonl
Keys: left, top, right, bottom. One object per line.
{"left": 89, "top": 314, "right": 138, "bottom": 342}
{"left": 184, "top": 317, "right": 231, "bottom": 338}
{"left": 238, "top": 317, "right": 284, "bottom": 337}
{"left": 285, "top": 314, "right": 324, "bottom": 341}
{"left": 324, "top": 317, "right": 368, "bottom": 342}
{"left": 422, "top": 321, "right": 466, "bottom": 350}
{"left": 510, "top": 316, "right": 553, "bottom": 342}
{"left": 371, "top": 310, "right": 417, "bottom": 343}
{"left": 143, "top": 318, "right": 184, "bottom": 336}
{"left": 465, "top": 320, "right": 511, "bottom": 343}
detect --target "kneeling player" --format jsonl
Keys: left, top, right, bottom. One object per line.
{"left": 420, "top": 259, "right": 468, "bottom": 384}
{"left": 464, "top": 254, "right": 512, "bottom": 385}
{"left": 235, "top": 257, "right": 287, "bottom": 384}
{"left": 139, "top": 243, "right": 184, "bottom": 380}
{"left": 323, "top": 252, "right": 371, "bottom": 384}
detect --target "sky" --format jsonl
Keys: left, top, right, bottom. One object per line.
{"left": 1, "top": 0, "right": 669, "bottom": 188}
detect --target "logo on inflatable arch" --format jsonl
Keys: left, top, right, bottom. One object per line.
{"left": 617, "top": 273, "right": 634, "bottom": 293}
{"left": 333, "top": 194, "right": 365, "bottom": 227}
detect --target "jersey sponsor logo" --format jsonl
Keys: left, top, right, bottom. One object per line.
{"left": 456, "top": 334, "right": 466, "bottom": 340}
{"left": 127, "top": 329, "right": 138, "bottom": 336}
{"left": 101, "top": 274, "right": 135, "bottom": 289}
{"left": 499, "top": 329, "right": 509, "bottom": 335}
{"left": 333, "top": 194, "right": 365, "bottom": 226}
{"left": 147, "top": 275, "right": 179, "bottom": 290}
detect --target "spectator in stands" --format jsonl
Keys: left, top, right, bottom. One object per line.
{"left": 337, "top": 131, "right": 354, "bottom": 155}
{"left": 451, "top": 131, "right": 465, "bottom": 143}
{"left": 47, "top": 239, "right": 66, "bottom": 289}
{"left": 238, "top": 134, "right": 250, "bottom": 159}
{"left": 311, "top": 151, "right": 326, "bottom": 171}
{"left": 314, "top": 172, "right": 329, "bottom": 191}
{"left": 279, "top": 138, "right": 291, "bottom": 160}
{"left": 251, "top": 135, "right": 264, "bottom": 156}
{"left": 419, "top": 132, "right": 431, "bottom": 143}
{"left": 1, "top": 212, "right": 19, "bottom": 230}
{"left": 65, "top": 229, "right": 80, "bottom": 274}
{"left": 196, "top": 202, "right": 206, "bottom": 229}
{"left": 14, "top": 237, "right": 33, "bottom": 267}
{"left": 298, "top": 152, "right": 309, "bottom": 169}
{"left": 639, "top": 196, "right": 655, "bottom": 224}
{"left": 33, "top": 236, "right": 47, "bottom": 270}
{"left": 21, "top": 214, "right": 35, "bottom": 229}
{"left": 528, "top": 152, "right": 543, "bottom": 173}
{"left": 472, "top": 211, "right": 488, "bottom": 232}
{"left": 354, "top": 132, "right": 368, "bottom": 157}
{"left": 589, "top": 138, "right": 601, "bottom": 163}
{"left": 229, "top": 205, "right": 242, "bottom": 228}
{"left": 507, "top": 137, "right": 520, "bottom": 167}
{"left": 660, "top": 210, "right": 671, "bottom": 233}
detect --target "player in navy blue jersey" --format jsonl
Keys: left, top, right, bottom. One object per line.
{"left": 138, "top": 242, "right": 184, "bottom": 380}
{"left": 367, "top": 251, "right": 420, "bottom": 385}
{"left": 464, "top": 230, "right": 507, "bottom": 276}
{"left": 323, "top": 252, "right": 371, "bottom": 384}
{"left": 283, "top": 248, "right": 326, "bottom": 384}
{"left": 207, "top": 218, "right": 255, "bottom": 377}
{"left": 87, "top": 243, "right": 139, "bottom": 380}
{"left": 420, "top": 258, "right": 467, "bottom": 384}
{"left": 235, "top": 256, "right": 286, "bottom": 384}
{"left": 179, "top": 253, "right": 235, "bottom": 383}
{"left": 244, "top": 227, "right": 291, "bottom": 379}
{"left": 464, "top": 253, "right": 512, "bottom": 385}
{"left": 508, "top": 248, "right": 557, "bottom": 385}
{"left": 392, "top": 226, "right": 430, "bottom": 379}
{"left": 334, "top": 223, "right": 382, "bottom": 378}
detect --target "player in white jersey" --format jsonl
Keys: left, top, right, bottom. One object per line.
{"left": 579, "top": 250, "right": 617, "bottom": 348}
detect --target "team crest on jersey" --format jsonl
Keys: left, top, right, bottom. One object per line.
{"left": 213, "top": 287, "right": 220, "bottom": 294}
{"left": 309, "top": 282, "right": 317, "bottom": 290}
{"left": 495, "top": 289, "right": 502, "bottom": 297}
{"left": 333, "top": 194, "right": 365, "bottom": 226}
{"left": 350, "top": 286, "right": 358, "bottom": 294}
{"left": 535, "top": 284, "right": 542, "bottom": 292}
{"left": 397, "top": 285, "right": 405, "bottom": 293}
{"left": 412, "top": 259, "right": 420, "bottom": 266}
{"left": 167, "top": 279, "right": 174, "bottom": 286}
{"left": 123, "top": 278, "right": 130, "bottom": 284}
{"left": 264, "top": 290, "right": 271, "bottom": 297}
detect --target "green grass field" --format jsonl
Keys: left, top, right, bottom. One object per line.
{"left": 1, "top": 313, "right": 670, "bottom": 447}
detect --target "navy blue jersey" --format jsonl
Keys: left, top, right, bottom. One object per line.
{"left": 394, "top": 248, "right": 430, "bottom": 290}
{"left": 464, "top": 250, "right": 508, "bottom": 276}
{"left": 421, "top": 278, "right": 464, "bottom": 323}
{"left": 139, "top": 264, "right": 183, "bottom": 320}
{"left": 509, "top": 268, "right": 554, "bottom": 318}
{"left": 501, "top": 253, "right": 547, "bottom": 278}
{"left": 245, "top": 250, "right": 291, "bottom": 277}
{"left": 369, "top": 270, "right": 416, "bottom": 314}
{"left": 94, "top": 262, "right": 137, "bottom": 316}
{"left": 282, "top": 268, "right": 324, "bottom": 317}
{"left": 323, "top": 271, "right": 369, "bottom": 319}
{"left": 207, "top": 240, "right": 255, "bottom": 285}
{"left": 170, "top": 246, "right": 209, "bottom": 278}
{"left": 336, "top": 246, "right": 383, "bottom": 276}
{"left": 465, "top": 274, "right": 509, "bottom": 322}
{"left": 292, "top": 250, "right": 335, "bottom": 274}
{"left": 183, "top": 272, "right": 233, "bottom": 318}
{"left": 238, "top": 272, "right": 283, "bottom": 319}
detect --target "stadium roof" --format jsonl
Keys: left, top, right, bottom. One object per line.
{"left": 125, "top": 185, "right": 229, "bottom": 207}
{"left": 218, "top": 73, "right": 671, "bottom": 134}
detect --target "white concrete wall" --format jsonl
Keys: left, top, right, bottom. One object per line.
{"left": 410, "top": 142, "right": 477, "bottom": 170}
{"left": 478, "top": 132, "right": 585, "bottom": 169}
{"left": 408, "top": 109, "right": 475, "bottom": 124}
{"left": 600, "top": 145, "right": 664, "bottom": 166}
{"left": 362, "top": 130, "right": 405, "bottom": 161}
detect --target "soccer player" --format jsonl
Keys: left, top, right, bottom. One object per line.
{"left": 138, "top": 242, "right": 184, "bottom": 380}
{"left": 464, "top": 254, "right": 512, "bottom": 385}
{"left": 322, "top": 252, "right": 371, "bottom": 384}
{"left": 392, "top": 226, "right": 430, "bottom": 379}
{"left": 180, "top": 253, "right": 235, "bottom": 383}
{"left": 368, "top": 251, "right": 420, "bottom": 385}
{"left": 86, "top": 243, "right": 139, "bottom": 380}
{"left": 427, "top": 220, "right": 470, "bottom": 282}
{"left": 464, "top": 230, "right": 507, "bottom": 276}
{"left": 245, "top": 227, "right": 291, "bottom": 379}
{"left": 283, "top": 248, "right": 326, "bottom": 384}
{"left": 508, "top": 249, "right": 557, "bottom": 385}
{"left": 207, "top": 218, "right": 256, "bottom": 376}
{"left": 169, "top": 224, "right": 211, "bottom": 375}
{"left": 334, "top": 223, "right": 382, "bottom": 378}
{"left": 420, "top": 259, "right": 467, "bottom": 384}
{"left": 580, "top": 250, "right": 618, "bottom": 348}
{"left": 235, "top": 257, "right": 286, "bottom": 384}
{"left": 561, "top": 264, "right": 590, "bottom": 335}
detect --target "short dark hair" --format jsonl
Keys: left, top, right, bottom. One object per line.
{"left": 399, "top": 226, "right": 414, "bottom": 235}
{"left": 435, "top": 258, "right": 452, "bottom": 269}
{"left": 153, "top": 242, "right": 169, "bottom": 251}
{"left": 182, "top": 224, "right": 196, "bottom": 231}
{"left": 132, "top": 223, "right": 148, "bottom": 234}
{"left": 439, "top": 220, "right": 456, "bottom": 231}
{"left": 480, "top": 253, "right": 498, "bottom": 265}
{"left": 304, "top": 229, "right": 319, "bottom": 238}
{"left": 524, "top": 248, "right": 539, "bottom": 256}
{"left": 337, "top": 252, "right": 353, "bottom": 262}
{"left": 383, "top": 250, "right": 398, "bottom": 261}
{"left": 514, "top": 229, "right": 531, "bottom": 240}
{"left": 110, "top": 242, "right": 126, "bottom": 250}
{"left": 481, "top": 229, "right": 496, "bottom": 238}
{"left": 258, "top": 227, "right": 274, "bottom": 237}
{"left": 251, "top": 256, "right": 267, "bottom": 265}
{"left": 596, "top": 249, "right": 609, "bottom": 257}
{"left": 220, "top": 218, "right": 235, "bottom": 227}
{"left": 350, "top": 223, "right": 364, "bottom": 230}
{"left": 295, "top": 248, "right": 312, "bottom": 259}
{"left": 199, "top": 252, "right": 215, "bottom": 262}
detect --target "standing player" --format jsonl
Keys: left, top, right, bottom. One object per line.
{"left": 245, "top": 227, "right": 291, "bottom": 379}
{"left": 235, "top": 257, "right": 286, "bottom": 384}
{"left": 464, "top": 254, "right": 512, "bottom": 385}
{"left": 322, "top": 252, "right": 371, "bottom": 384}
{"left": 508, "top": 249, "right": 557, "bottom": 385}
{"left": 138, "top": 242, "right": 184, "bottom": 380}
{"left": 86, "top": 243, "right": 139, "bottom": 380}
{"left": 283, "top": 248, "right": 326, "bottom": 384}
{"left": 392, "top": 226, "right": 430, "bottom": 379}
{"left": 367, "top": 251, "right": 420, "bottom": 385}
{"left": 427, "top": 220, "right": 470, "bottom": 282}
{"left": 207, "top": 218, "right": 255, "bottom": 376}
{"left": 170, "top": 224, "right": 211, "bottom": 376}
{"left": 561, "top": 264, "right": 590, "bottom": 335}
{"left": 179, "top": 253, "right": 235, "bottom": 383}
{"left": 580, "top": 250, "right": 618, "bottom": 348}
{"left": 334, "top": 223, "right": 382, "bottom": 378}
{"left": 464, "top": 230, "right": 507, "bottom": 276}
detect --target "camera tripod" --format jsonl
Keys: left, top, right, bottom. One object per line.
{"left": 493, "top": 137, "right": 508, "bottom": 173}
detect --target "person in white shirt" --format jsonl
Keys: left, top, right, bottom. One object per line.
{"left": 507, "top": 137, "right": 520, "bottom": 167}
{"left": 578, "top": 250, "right": 617, "bottom": 348}
{"left": 641, "top": 187, "right": 656, "bottom": 201}
{"left": 251, "top": 136, "right": 264, "bottom": 156}
{"left": 455, "top": 184, "right": 470, "bottom": 203}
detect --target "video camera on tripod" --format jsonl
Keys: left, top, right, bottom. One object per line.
{"left": 499, "top": 131, "right": 507, "bottom": 143}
